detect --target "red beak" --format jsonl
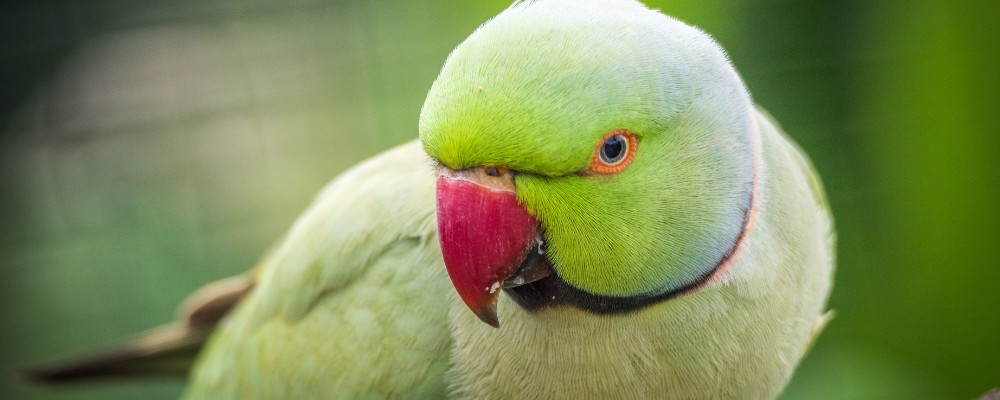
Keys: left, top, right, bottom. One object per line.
{"left": 436, "top": 166, "right": 538, "bottom": 328}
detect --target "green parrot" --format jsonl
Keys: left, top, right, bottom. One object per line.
{"left": 25, "top": 0, "right": 834, "bottom": 399}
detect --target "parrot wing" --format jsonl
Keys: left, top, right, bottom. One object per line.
{"left": 183, "top": 140, "right": 452, "bottom": 399}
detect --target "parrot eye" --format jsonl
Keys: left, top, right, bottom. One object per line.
{"left": 590, "top": 129, "right": 637, "bottom": 175}
{"left": 600, "top": 136, "right": 627, "bottom": 164}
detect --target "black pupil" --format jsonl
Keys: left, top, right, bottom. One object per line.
{"left": 601, "top": 136, "right": 626, "bottom": 163}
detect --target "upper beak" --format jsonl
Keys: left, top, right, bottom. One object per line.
{"left": 435, "top": 166, "right": 548, "bottom": 327}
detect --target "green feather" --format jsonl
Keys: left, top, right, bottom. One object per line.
{"left": 186, "top": 142, "right": 452, "bottom": 399}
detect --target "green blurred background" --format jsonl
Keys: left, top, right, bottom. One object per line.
{"left": 1, "top": 0, "right": 997, "bottom": 399}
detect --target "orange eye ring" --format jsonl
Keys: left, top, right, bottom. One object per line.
{"left": 589, "top": 129, "right": 637, "bottom": 175}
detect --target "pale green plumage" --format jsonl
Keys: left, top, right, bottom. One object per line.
{"left": 173, "top": 0, "right": 835, "bottom": 399}
{"left": 186, "top": 142, "right": 452, "bottom": 398}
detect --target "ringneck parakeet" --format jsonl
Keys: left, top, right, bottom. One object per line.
{"left": 26, "top": 0, "right": 834, "bottom": 399}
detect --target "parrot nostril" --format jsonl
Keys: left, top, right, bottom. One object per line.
{"left": 485, "top": 167, "right": 501, "bottom": 177}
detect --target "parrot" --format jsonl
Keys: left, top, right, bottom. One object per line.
{"left": 23, "top": 0, "right": 834, "bottom": 399}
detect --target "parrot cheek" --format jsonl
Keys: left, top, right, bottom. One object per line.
{"left": 436, "top": 167, "right": 539, "bottom": 328}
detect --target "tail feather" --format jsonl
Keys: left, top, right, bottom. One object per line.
{"left": 20, "top": 272, "right": 255, "bottom": 384}
{"left": 19, "top": 324, "right": 209, "bottom": 383}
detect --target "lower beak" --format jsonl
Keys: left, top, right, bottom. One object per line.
{"left": 436, "top": 166, "right": 540, "bottom": 328}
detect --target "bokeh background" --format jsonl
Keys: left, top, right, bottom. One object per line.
{"left": 1, "top": 0, "right": 997, "bottom": 399}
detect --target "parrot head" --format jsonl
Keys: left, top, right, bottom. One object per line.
{"left": 420, "top": 0, "right": 760, "bottom": 327}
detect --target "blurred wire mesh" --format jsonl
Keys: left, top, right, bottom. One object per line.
{"left": 1, "top": 0, "right": 998, "bottom": 399}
